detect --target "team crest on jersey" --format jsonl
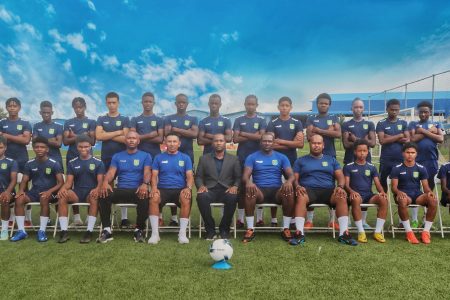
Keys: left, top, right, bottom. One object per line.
{"left": 272, "top": 160, "right": 278, "bottom": 166}
{"left": 413, "top": 171, "right": 419, "bottom": 178}
{"left": 89, "top": 163, "right": 95, "bottom": 171}
{"left": 82, "top": 123, "right": 88, "bottom": 129}
{"left": 49, "top": 128, "right": 55, "bottom": 134}
{"left": 363, "top": 124, "right": 368, "bottom": 130}
{"left": 184, "top": 120, "right": 190, "bottom": 126}
{"left": 289, "top": 123, "right": 295, "bottom": 129}
{"left": 116, "top": 120, "right": 122, "bottom": 126}
{"left": 326, "top": 120, "right": 332, "bottom": 126}
{"left": 253, "top": 123, "right": 259, "bottom": 129}
{"left": 151, "top": 121, "right": 157, "bottom": 127}
{"left": 365, "top": 169, "right": 371, "bottom": 176}
{"left": 397, "top": 124, "right": 402, "bottom": 130}
{"left": 179, "top": 160, "right": 185, "bottom": 167}
{"left": 218, "top": 121, "right": 223, "bottom": 127}
{"left": 17, "top": 124, "right": 23, "bottom": 130}
{"left": 322, "top": 161, "right": 328, "bottom": 167}
{"left": 45, "top": 167, "right": 51, "bottom": 175}
{"left": 0, "top": 163, "right": 6, "bottom": 170}
{"left": 133, "top": 159, "right": 140, "bottom": 166}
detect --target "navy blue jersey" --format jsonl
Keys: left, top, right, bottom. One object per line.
{"left": 130, "top": 114, "right": 164, "bottom": 158}
{"left": 376, "top": 118, "right": 408, "bottom": 163}
{"left": 341, "top": 119, "right": 375, "bottom": 164}
{"left": 198, "top": 115, "right": 232, "bottom": 154}
{"left": 0, "top": 118, "right": 32, "bottom": 170}
{"left": 294, "top": 154, "right": 341, "bottom": 189}
{"left": 152, "top": 151, "right": 192, "bottom": 189}
{"left": 266, "top": 116, "right": 303, "bottom": 165}
{"left": 438, "top": 163, "right": 450, "bottom": 191}
{"left": 390, "top": 163, "right": 428, "bottom": 196}
{"left": 67, "top": 156, "right": 105, "bottom": 190}
{"left": 164, "top": 114, "right": 198, "bottom": 158}
{"left": 33, "top": 121, "right": 64, "bottom": 167}
{"left": 0, "top": 157, "right": 18, "bottom": 192}
{"left": 233, "top": 115, "right": 267, "bottom": 164}
{"left": 64, "top": 117, "right": 96, "bottom": 160}
{"left": 343, "top": 162, "right": 378, "bottom": 195}
{"left": 24, "top": 158, "right": 63, "bottom": 191}
{"left": 408, "top": 120, "right": 442, "bottom": 163}
{"left": 96, "top": 115, "right": 130, "bottom": 161}
{"left": 111, "top": 150, "right": 152, "bottom": 189}
{"left": 306, "top": 114, "right": 339, "bottom": 157}
{"left": 244, "top": 150, "right": 291, "bottom": 188}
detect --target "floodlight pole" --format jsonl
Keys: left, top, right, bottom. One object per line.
{"left": 431, "top": 74, "right": 435, "bottom": 122}
{"left": 404, "top": 84, "right": 408, "bottom": 110}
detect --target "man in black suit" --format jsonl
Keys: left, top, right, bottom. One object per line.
{"left": 195, "top": 134, "right": 241, "bottom": 240}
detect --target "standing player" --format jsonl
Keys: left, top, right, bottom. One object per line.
{"left": 197, "top": 94, "right": 232, "bottom": 155}
{"left": 0, "top": 136, "right": 18, "bottom": 240}
{"left": 56, "top": 135, "right": 105, "bottom": 243}
{"left": 305, "top": 93, "right": 341, "bottom": 229}
{"left": 0, "top": 98, "right": 32, "bottom": 226}
{"left": 438, "top": 162, "right": 450, "bottom": 208}
{"left": 341, "top": 98, "right": 376, "bottom": 229}
{"left": 96, "top": 92, "right": 131, "bottom": 228}
{"left": 10, "top": 137, "right": 64, "bottom": 242}
{"left": 164, "top": 94, "right": 198, "bottom": 226}
{"left": 32, "top": 101, "right": 64, "bottom": 176}
{"left": 232, "top": 95, "right": 267, "bottom": 227}
{"left": 343, "top": 140, "right": 388, "bottom": 243}
{"left": 390, "top": 142, "right": 437, "bottom": 244}
{"left": 266, "top": 96, "right": 304, "bottom": 227}
{"left": 148, "top": 133, "right": 194, "bottom": 244}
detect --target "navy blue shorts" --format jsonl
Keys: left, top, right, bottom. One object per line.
{"left": 73, "top": 187, "right": 92, "bottom": 202}
{"left": 395, "top": 191, "right": 423, "bottom": 205}
{"left": 361, "top": 192, "right": 375, "bottom": 204}
{"left": 26, "top": 189, "right": 57, "bottom": 203}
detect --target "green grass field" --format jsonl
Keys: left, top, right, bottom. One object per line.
{"left": 2, "top": 144, "right": 450, "bottom": 299}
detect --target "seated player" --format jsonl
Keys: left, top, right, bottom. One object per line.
{"left": 241, "top": 132, "right": 295, "bottom": 243}
{"left": 11, "top": 137, "right": 64, "bottom": 242}
{"left": 437, "top": 162, "right": 450, "bottom": 208}
{"left": 0, "top": 136, "right": 18, "bottom": 240}
{"left": 56, "top": 135, "right": 105, "bottom": 243}
{"left": 97, "top": 131, "right": 151, "bottom": 243}
{"left": 148, "top": 133, "right": 194, "bottom": 244}
{"left": 293, "top": 134, "right": 357, "bottom": 246}
{"left": 390, "top": 142, "right": 437, "bottom": 244}
{"left": 343, "top": 139, "right": 388, "bottom": 243}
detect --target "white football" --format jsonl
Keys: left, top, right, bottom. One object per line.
{"left": 209, "top": 239, "right": 233, "bottom": 261}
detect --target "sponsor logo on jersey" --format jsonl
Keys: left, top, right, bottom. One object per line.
{"left": 17, "top": 124, "right": 23, "bottom": 130}
{"left": 82, "top": 123, "right": 88, "bottom": 129}
{"left": 151, "top": 121, "right": 157, "bottom": 126}
{"left": 218, "top": 121, "right": 223, "bottom": 127}
{"left": 49, "top": 128, "right": 55, "bottom": 134}
{"left": 397, "top": 124, "right": 402, "bottom": 130}
{"left": 363, "top": 124, "right": 368, "bottom": 130}
{"left": 289, "top": 124, "right": 295, "bottom": 129}
{"left": 413, "top": 171, "right": 419, "bottom": 178}
{"left": 1, "top": 163, "right": 7, "bottom": 170}
{"left": 365, "top": 169, "right": 371, "bottom": 176}
{"left": 89, "top": 164, "right": 95, "bottom": 170}
{"left": 133, "top": 159, "right": 140, "bottom": 166}
{"left": 116, "top": 120, "right": 122, "bottom": 126}
{"left": 253, "top": 123, "right": 259, "bottom": 129}
{"left": 184, "top": 120, "right": 190, "bottom": 126}
{"left": 45, "top": 167, "right": 51, "bottom": 174}
{"left": 322, "top": 161, "right": 328, "bottom": 167}
{"left": 272, "top": 159, "right": 278, "bottom": 166}
{"left": 178, "top": 160, "right": 185, "bottom": 167}
{"left": 327, "top": 120, "right": 332, "bottom": 126}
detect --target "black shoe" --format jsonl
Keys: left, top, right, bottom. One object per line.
{"left": 338, "top": 231, "right": 358, "bottom": 246}
{"left": 120, "top": 219, "right": 131, "bottom": 229}
{"left": 290, "top": 230, "right": 305, "bottom": 245}
{"left": 169, "top": 220, "right": 179, "bottom": 226}
{"left": 80, "top": 231, "right": 93, "bottom": 244}
{"left": 205, "top": 231, "right": 216, "bottom": 241}
{"left": 281, "top": 228, "right": 292, "bottom": 242}
{"left": 96, "top": 230, "right": 113, "bottom": 243}
{"left": 58, "top": 230, "right": 70, "bottom": 243}
{"left": 134, "top": 229, "right": 145, "bottom": 243}
{"left": 289, "top": 223, "right": 296, "bottom": 230}
{"left": 220, "top": 231, "right": 230, "bottom": 239}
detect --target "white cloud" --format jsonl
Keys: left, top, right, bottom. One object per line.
{"left": 46, "top": 3, "right": 55, "bottom": 15}
{"left": 49, "top": 29, "right": 89, "bottom": 55}
{"left": 63, "top": 59, "right": 72, "bottom": 71}
{"left": 165, "top": 68, "right": 221, "bottom": 98}
{"left": 0, "top": 6, "right": 20, "bottom": 24}
{"left": 89, "top": 51, "right": 101, "bottom": 63}
{"left": 0, "top": 6, "right": 41, "bottom": 40}
{"left": 52, "top": 42, "right": 66, "bottom": 53}
{"left": 100, "top": 31, "right": 107, "bottom": 41}
{"left": 221, "top": 31, "right": 239, "bottom": 44}
{"left": 87, "top": 0, "right": 96, "bottom": 11}
{"left": 87, "top": 22, "right": 96, "bottom": 30}
{"left": 0, "top": 74, "right": 22, "bottom": 98}
{"left": 101, "top": 55, "right": 119, "bottom": 69}
{"left": 223, "top": 72, "right": 243, "bottom": 85}
{"left": 54, "top": 87, "right": 103, "bottom": 119}
{"left": 13, "top": 23, "right": 42, "bottom": 40}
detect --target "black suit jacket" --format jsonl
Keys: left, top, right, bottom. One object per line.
{"left": 195, "top": 152, "right": 242, "bottom": 189}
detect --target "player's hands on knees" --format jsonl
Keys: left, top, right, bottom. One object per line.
{"left": 334, "top": 186, "right": 347, "bottom": 198}
{"left": 427, "top": 192, "right": 437, "bottom": 202}
{"left": 295, "top": 185, "right": 306, "bottom": 197}
{"left": 246, "top": 183, "right": 257, "bottom": 198}
{"left": 281, "top": 182, "right": 293, "bottom": 196}
{"left": 379, "top": 192, "right": 387, "bottom": 201}
{"left": 0, "top": 191, "right": 11, "bottom": 203}
{"left": 181, "top": 188, "right": 191, "bottom": 200}
{"left": 136, "top": 184, "right": 149, "bottom": 200}
{"left": 57, "top": 187, "right": 69, "bottom": 200}
{"left": 100, "top": 184, "right": 112, "bottom": 199}
{"left": 89, "top": 188, "right": 99, "bottom": 200}
{"left": 225, "top": 186, "right": 238, "bottom": 194}
{"left": 39, "top": 191, "right": 52, "bottom": 201}
{"left": 197, "top": 186, "right": 208, "bottom": 194}
{"left": 15, "top": 192, "right": 25, "bottom": 201}
{"left": 349, "top": 191, "right": 361, "bottom": 202}
{"left": 396, "top": 191, "right": 408, "bottom": 202}
{"left": 150, "top": 188, "right": 160, "bottom": 199}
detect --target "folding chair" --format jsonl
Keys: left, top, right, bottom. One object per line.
{"left": 158, "top": 203, "right": 191, "bottom": 238}
{"left": 307, "top": 204, "right": 336, "bottom": 238}
{"left": 198, "top": 203, "right": 237, "bottom": 239}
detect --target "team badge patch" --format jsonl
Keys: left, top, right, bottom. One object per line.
{"left": 116, "top": 120, "right": 122, "bottom": 126}
{"left": 253, "top": 123, "right": 259, "bottom": 129}
{"left": 184, "top": 120, "right": 190, "bottom": 126}
{"left": 89, "top": 164, "right": 95, "bottom": 171}
{"left": 49, "top": 128, "right": 55, "bottom": 134}
{"left": 133, "top": 159, "right": 140, "bottom": 166}
{"left": 289, "top": 124, "right": 295, "bottom": 129}
{"left": 327, "top": 120, "right": 332, "bottom": 126}
{"left": 413, "top": 171, "right": 419, "bottom": 178}
{"left": 397, "top": 124, "right": 402, "bottom": 130}
{"left": 363, "top": 124, "right": 368, "bottom": 130}
{"left": 82, "top": 123, "right": 88, "bottom": 129}
{"left": 1, "top": 163, "right": 6, "bottom": 170}
{"left": 322, "top": 161, "right": 328, "bottom": 167}
{"left": 17, "top": 124, "right": 23, "bottom": 130}
{"left": 365, "top": 169, "right": 371, "bottom": 176}
{"left": 179, "top": 160, "right": 185, "bottom": 167}
{"left": 151, "top": 121, "right": 157, "bottom": 126}
{"left": 272, "top": 160, "right": 278, "bottom": 166}
{"left": 45, "top": 168, "right": 51, "bottom": 175}
{"left": 218, "top": 121, "right": 224, "bottom": 127}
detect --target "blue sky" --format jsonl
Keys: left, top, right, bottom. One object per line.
{"left": 1, "top": 0, "right": 450, "bottom": 120}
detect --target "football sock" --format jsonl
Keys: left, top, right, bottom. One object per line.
{"left": 411, "top": 207, "right": 418, "bottom": 222}
{"left": 361, "top": 211, "right": 368, "bottom": 224}
{"left": 16, "top": 216, "right": 25, "bottom": 231}
{"left": 272, "top": 218, "right": 278, "bottom": 224}
{"left": 306, "top": 211, "right": 314, "bottom": 222}
{"left": 338, "top": 216, "right": 349, "bottom": 236}
{"left": 103, "top": 227, "right": 112, "bottom": 234}
{"left": 179, "top": 218, "right": 189, "bottom": 236}
{"left": 295, "top": 217, "right": 305, "bottom": 233}
{"left": 40, "top": 216, "right": 49, "bottom": 231}
{"left": 402, "top": 220, "right": 412, "bottom": 232}
{"left": 355, "top": 220, "right": 364, "bottom": 233}
{"left": 237, "top": 209, "right": 245, "bottom": 222}
{"left": 121, "top": 207, "right": 128, "bottom": 220}
{"left": 375, "top": 218, "right": 385, "bottom": 233}
{"left": 1, "top": 219, "right": 8, "bottom": 231}
{"left": 87, "top": 216, "right": 96, "bottom": 232}
{"left": 246, "top": 216, "right": 254, "bottom": 230}
{"left": 424, "top": 221, "right": 433, "bottom": 232}
{"left": 73, "top": 214, "right": 82, "bottom": 222}
{"left": 171, "top": 215, "right": 178, "bottom": 222}
{"left": 59, "top": 217, "right": 68, "bottom": 231}
{"left": 149, "top": 215, "right": 159, "bottom": 236}
{"left": 282, "top": 216, "right": 292, "bottom": 229}
{"left": 25, "top": 209, "right": 32, "bottom": 221}
{"left": 256, "top": 207, "right": 263, "bottom": 222}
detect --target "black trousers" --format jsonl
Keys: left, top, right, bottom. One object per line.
{"left": 197, "top": 185, "right": 237, "bottom": 235}
{"left": 99, "top": 188, "right": 149, "bottom": 230}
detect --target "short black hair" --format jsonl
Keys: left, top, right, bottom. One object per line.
{"left": 278, "top": 96, "right": 292, "bottom": 105}
{"left": 105, "top": 92, "right": 119, "bottom": 101}
{"left": 353, "top": 139, "right": 369, "bottom": 151}
{"left": 72, "top": 97, "right": 86, "bottom": 108}
{"left": 76, "top": 134, "right": 93, "bottom": 145}
{"left": 175, "top": 93, "right": 188, "bottom": 101}
{"left": 417, "top": 101, "right": 432, "bottom": 110}
{"left": 316, "top": 93, "right": 332, "bottom": 105}
{"left": 0, "top": 136, "right": 7, "bottom": 146}
{"left": 142, "top": 92, "right": 155, "bottom": 99}
{"left": 352, "top": 97, "right": 363, "bottom": 106}
{"left": 6, "top": 97, "right": 21, "bottom": 107}
{"left": 40, "top": 101, "right": 52, "bottom": 110}
{"left": 261, "top": 132, "right": 275, "bottom": 140}
{"left": 402, "top": 142, "right": 418, "bottom": 152}
{"left": 166, "top": 133, "right": 180, "bottom": 140}
{"left": 245, "top": 94, "right": 258, "bottom": 104}
{"left": 32, "top": 136, "right": 49, "bottom": 147}
{"left": 209, "top": 94, "right": 221, "bottom": 101}
{"left": 386, "top": 98, "right": 400, "bottom": 109}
